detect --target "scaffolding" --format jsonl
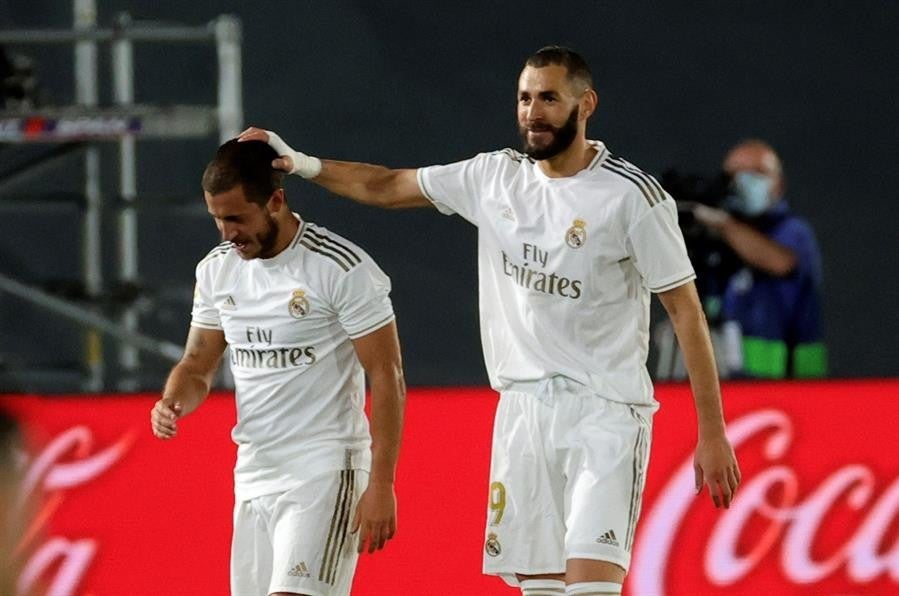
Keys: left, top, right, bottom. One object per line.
{"left": 0, "top": 1, "right": 242, "bottom": 391}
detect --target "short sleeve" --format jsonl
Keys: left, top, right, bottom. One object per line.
{"left": 626, "top": 199, "right": 696, "bottom": 292}
{"left": 190, "top": 260, "right": 222, "bottom": 330}
{"left": 417, "top": 153, "right": 493, "bottom": 226}
{"left": 332, "top": 259, "right": 395, "bottom": 339}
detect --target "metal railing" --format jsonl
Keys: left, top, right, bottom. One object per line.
{"left": 0, "top": 1, "right": 241, "bottom": 391}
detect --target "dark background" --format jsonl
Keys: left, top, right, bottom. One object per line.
{"left": 1, "top": 1, "right": 896, "bottom": 390}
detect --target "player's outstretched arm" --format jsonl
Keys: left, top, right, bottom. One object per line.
{"left": 657, "top": 282, "right": 741, "bottom": 509}
{"left": 348, "top": 321, "right": 406, "bottom": 554}
{"left": 151, "top": 326, "right": 227, "bottom": 440}
{"left": 237, "top": 127, "right": 431, "bottom": 210}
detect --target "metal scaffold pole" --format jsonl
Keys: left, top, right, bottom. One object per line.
{"left": 215, "top": 15, "right": 243, "bottom": 142}
{"left": 0, "top": 9, "right": 243, "bottom": 391}
{"left": 74, "top": 0, "right": 104, "bottom": 392}
{"left": 112, "top": 12, "right": 139, "bottom": 390}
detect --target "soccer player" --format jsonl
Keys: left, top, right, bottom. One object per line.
{"left": 240, "top": 46, "right": 740, "bottom": 596}
{"left": 150, "top": 139, "right": 405, "bottom": 596}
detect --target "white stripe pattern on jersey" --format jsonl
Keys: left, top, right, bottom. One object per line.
{"left": 300, "top": 228, "right": 362, "bottom": 272}
{"left": 197, "top": 241, "right": 232, "bottom": 266}
{"left": 601, "top": 156, "right": 667, "bottom": 207}
{"left": 491, "top": 148, "right": 534, "bottom": 163}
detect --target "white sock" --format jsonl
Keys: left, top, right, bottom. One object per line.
{"left": 565, "top": 581, "right": 622, "bottom": 595}
{"left": 520, "top": 578, "right": 566, "bottom": 595}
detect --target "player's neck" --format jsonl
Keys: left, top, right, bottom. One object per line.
{"left": 269, "top": 212, "right": 300, "bottom": 257}
{"left": 536, "top": 138, "right": 596, "bottom": 178}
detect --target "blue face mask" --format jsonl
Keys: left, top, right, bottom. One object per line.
{"left": 727, "top": 172, "right": 773, "bottom": 217}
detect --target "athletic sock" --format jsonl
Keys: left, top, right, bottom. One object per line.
{"left": 565, "top": 581, "right": 622, "bottom": 595}
{"left": 520, "top": 578, "right": 566, "bottom": 595}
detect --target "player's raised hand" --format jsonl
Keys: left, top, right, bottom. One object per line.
{"left": 237, "top": 127, "right": 321, "bottom": 178}
{"left": 150, "top": 400, "right": 182, "bottom": 440}
{"left": 694, "top": 435, "right": 740, "bottom": 508}
{"left": 351, "top": 480, "right": 397, "bottom": 554}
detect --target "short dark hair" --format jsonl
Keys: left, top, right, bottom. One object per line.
{"left": 525, "top": 45, "right": 593, "bottom": 92}
{"left": 202, "top": 139, "right": 284, "bottom": 206}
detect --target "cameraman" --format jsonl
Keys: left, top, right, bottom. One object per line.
{"left": 692, "top": 139, "right": 826, "bottom": 379}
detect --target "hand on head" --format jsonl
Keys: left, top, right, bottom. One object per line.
{"left": 237, "top": 127, "right": 321, "bottom": 178}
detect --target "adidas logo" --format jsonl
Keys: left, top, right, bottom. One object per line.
{"left": 500, "top": 207, "right": 515, "bottom": 222}
{"left": 596, "top": 529, "right": 619, "bottom": 547}
{"left": 287, "top": 562, "right": 310, "bottom": 578}
{"left": 222, "top": 295, "right": 237, "bottom": 310}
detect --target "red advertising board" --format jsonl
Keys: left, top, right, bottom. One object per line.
{"left": 1, "top": 380, "right": 897, "bottom": 595}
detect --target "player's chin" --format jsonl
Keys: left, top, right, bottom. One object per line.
{"left": 233, "top": 244, "right": 259, "bottom": 260}
{"left": 524, "top": 136, "right": 545, "bottom": 149}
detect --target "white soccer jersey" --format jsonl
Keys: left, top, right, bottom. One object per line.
{"left": 191, "top": 216, "right": 395, "bottom": 500}
{"left": 418, "top": 142, "right": 695, "bottom": 405}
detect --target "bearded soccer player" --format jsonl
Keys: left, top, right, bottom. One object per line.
{"left": 239, "top": 46, "right": 739, "bottom": 596}
{"left": 150, "top": 140, "right": 405, "bottom": 596}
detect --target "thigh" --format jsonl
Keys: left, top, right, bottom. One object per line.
{"left": 562, "top": 400, "right": 654, "bottom": 573}
{"left": 483, "top": 392, "right": 566, "bottom": 579}
{"left": 267, "top": 469, "right": 367, "bottom": 596}
{"left": 231, "top": 497, "right": 274, "bottom": 596}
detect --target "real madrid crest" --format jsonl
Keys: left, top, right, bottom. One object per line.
{"left": 288, "top": 289, "right": 310, "bottom": 319}
{"left": 485, "top": 532, "right": 502, "bottom": 557}
{"left": 566, "top": 218, "right": 587, "bottom": 249}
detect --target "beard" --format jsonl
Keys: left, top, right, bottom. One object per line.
{"left": 256, "top": 214, "right": 280, "bottom": 258}
{"left": 234, "top": 213, "right": 280, "bottom": 260}
{"left": 519, "top": 105, "right": 579, "bottom": 160}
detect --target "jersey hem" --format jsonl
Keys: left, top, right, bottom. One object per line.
{"left": 416, "top": 167, "right": 456, "bottom": 215}
{"left": 649, "top": 271, "right": 696, "bottom": 293}
{"left": 268, "top": 584, "right": 329, "bottom": 596}
{"left": 346, "top": 313, "right": 395, "bottom": 339}
{"left": 483, "top": 568, "right": 566, "bottom": 587}
{"left": 235, "top": 454, "right": 372, "bottom": 501}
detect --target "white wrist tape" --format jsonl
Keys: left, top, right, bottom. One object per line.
{"left": 265, "top": 130, "right": 322, "bottom": 178}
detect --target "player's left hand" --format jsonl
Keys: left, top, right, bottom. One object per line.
{"left": 694, "top": 435, "right": 741, "bottom": 508}
{"left": 351, "top": 480, "right": 397, "bottom": 554}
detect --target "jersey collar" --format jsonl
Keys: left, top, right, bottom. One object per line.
{"left": 531, "top": 140, "right": 609, "bottom": 181}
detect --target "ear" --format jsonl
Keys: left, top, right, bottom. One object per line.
{"left": 580, "top": 89, "right": 598, "bottom": 121}
{"left": 267, "top": 188, "right": 286, "bottom": 214}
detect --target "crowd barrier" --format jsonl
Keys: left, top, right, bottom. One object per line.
{"left": 1, "top": 379, "right": 896, "bottom": 595}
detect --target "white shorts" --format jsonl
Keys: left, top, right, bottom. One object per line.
{"left": 230, "top": 469, "right": 368, "bottom": 596}
{"left": 482, "top": 389, "right": 655, "bottom": 582}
